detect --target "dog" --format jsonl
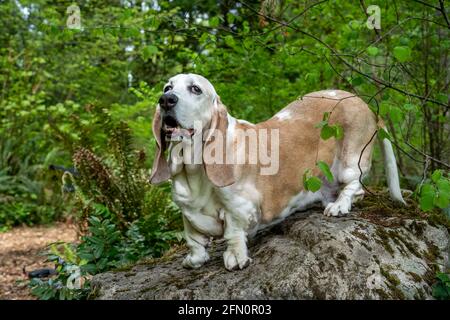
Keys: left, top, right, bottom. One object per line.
{"left": 149, "top": 73, "right": 404, "bottom": 271}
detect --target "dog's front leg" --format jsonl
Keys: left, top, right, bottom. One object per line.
{"left": 181, "top": 214, "right": 211, "bottom": 269}
{"left": 222, "top": 211, "right": 252, "bottom": 271}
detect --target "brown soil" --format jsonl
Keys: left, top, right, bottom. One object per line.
{"left": 0, "top": 222, "right": 78, "bottom": 300}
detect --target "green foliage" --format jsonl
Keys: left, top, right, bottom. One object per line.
{"left": 432, "top": 272, "right": 450, "bottom": 300}
{"left": 29, "top": 114, "right": 182, "bottom": 299}
{"left": 417, "top": 170, "right": 450, "bottom": 212}
{"left": 30, "top": 201, "right": 182, "bottom": 300}
{"left": 29, "top": 243, "right": 90, "bottom": 300}
{"left": 317, "top": 161, "right": 334, "bottom": 183}
{"left": 0, "top": 140, "right": 66, "bottom": 230}
{"left": 303, "top": 161, "right": 335, "bottom": 192}
{"left": 315, "top": 112, "right": 344, "bottom": 141}
{"left": 303, "top": 169, "right": 322, "bottom": 193}
{"left": 393, "top": 46, "right": 412, "bottom": 62}
{"left": 367, "top": 46, "right": 379, "bottom": 57}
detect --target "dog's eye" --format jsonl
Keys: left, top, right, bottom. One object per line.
{"left": 191, "top": 85, "right": 202, "bottom": 95}
{"left": 164, "top": 85, "right": 172, "bottom": 93}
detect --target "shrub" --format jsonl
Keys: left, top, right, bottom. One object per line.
{"left": 432, "top": 272, "right": 450, "bottom": 300}
{"left": 0, "top": 140, "right": 67, "bottom": 231}
{"left": 30, "top": 119, "right": 182, "bottom": 300}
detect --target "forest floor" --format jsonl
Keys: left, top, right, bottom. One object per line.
{"left": 0, "top": 222, "right": 78, "bottom": 300}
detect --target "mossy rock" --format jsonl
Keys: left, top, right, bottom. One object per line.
{"left": 91, "top": 207, "right": 449, "bottom": 300}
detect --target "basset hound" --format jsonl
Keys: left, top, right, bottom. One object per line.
{"left": 150, "top": 73, "right": 404, "bottom": 271}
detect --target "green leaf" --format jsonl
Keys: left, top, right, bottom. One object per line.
{"left": 226, "top": 13, "right": 235, "bottom": 24}
{"left": 421, "top": 183, "right": 435, "bottom": 195}
{"left": 393, "top": 46, "right": 412, "bottom": 62}
{"left": 317, "top": 161, "right": 334, "bottom": 182}
{"left": 436, "top": 179, "right": 450, "bottom": 194}
{"left": 142, "top": 45, "right": 158, "bottom": 61}
{"left": 320, "top": 125, "right": 335, "bottom": 140}
{"left": 367, "top": 46, "right": 379, "bottom": 56}
{"left": 305, "top": 176, "right": 322, "bottom": 192}
{"left": 432, "top": 283, "right": 449, "bottom": 300}
{"left": 399, "top": 37, "right": 410, "bottom": 46}
{"left": 379, "top": 102, "right": 390, "bottom": 116}
{"left": 224, "top": 35, "right": 235, "bottom": 47}
{"left": 94, "top": 244, "right": 104, "bottom": 259}
{"left": 334, "top": 125, "right": 344, "bottom": 140}
{"left": 403, "top": 103, "right": 416, "bottom": 111}
{"left": 144, "top": 16, "right": 160, "bottom": 30}
{"left": 350, "top": 76, "right": 363, "bottom": 86}
{"left": 434, "top": 192, "right": 449, "bottom": 209}
{"left": 431, "top": 170, "right": 442, "bottom": 183}
{"left": 420, "top": 184, "right": 436, "bottom": 211}
{"left": 420, "top": 193, "right": 435, "bottom": 211}
{"left": 436, "top": 273, "right": 450, "bottom": 283}
{"left": 125, "top": 27, "right": 140, "bottom": 38}
{"left": 389, "top": 107, "right": 403, "bottom": 123}
{"left": 209, "top": 16, "right": 220, "bottom": 27}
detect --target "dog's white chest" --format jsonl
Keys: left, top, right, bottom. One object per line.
{"left": 172, "top": 169, "right": 224, "bottom": 237}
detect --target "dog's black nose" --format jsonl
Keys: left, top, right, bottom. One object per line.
{"left": 159, "top": 93, "right": 178, "bottom": 110}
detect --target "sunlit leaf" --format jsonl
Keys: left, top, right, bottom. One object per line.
{"left": 367, "top": 46, "right": 379, "bottom": 56}
{"left": 393, "top": 46, "right": 412, "bottom": 62}
{"left": 317, "top": 161, "right": 334, "bottom": 182}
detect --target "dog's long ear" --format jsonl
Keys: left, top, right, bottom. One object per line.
{"left": 149, "top": 106, "right": 171, "bottom": 184}
{"left": 203, "top": 96, "right": 235, "bottom": 187}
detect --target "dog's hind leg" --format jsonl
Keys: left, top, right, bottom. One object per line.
{"left": 323, "top": 141, "right": 373, "bottom": 216}
{"left": 324, "top": 167, "right": 363, "bottom": 216}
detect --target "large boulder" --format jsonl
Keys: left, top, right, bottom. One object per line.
{"left": 91, "top": 210, "right": 449, "bottom": 299}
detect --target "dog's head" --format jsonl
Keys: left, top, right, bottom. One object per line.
{"left": 149, "top": 73, "right": 235, "bottom": 187}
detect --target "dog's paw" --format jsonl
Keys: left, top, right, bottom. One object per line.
{"left": 324, "top": 197, "right": 351, "bottom": 217}
{"left": 223, "top": 249, "right": 252, "bottom": 271}
{"left": 182, "top": 251, "right": 209, "bottom": 269}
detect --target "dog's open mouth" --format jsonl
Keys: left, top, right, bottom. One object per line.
{"left": 163, "top": 115, "right": 194, "bottom": 139}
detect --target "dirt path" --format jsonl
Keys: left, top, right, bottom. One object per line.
{"left": 0, "top": 222, "right": 78, "bottom": 300}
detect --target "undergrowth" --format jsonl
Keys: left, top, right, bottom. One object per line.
{"left": 29, "top": 116, "right": 183, "bottom": 300}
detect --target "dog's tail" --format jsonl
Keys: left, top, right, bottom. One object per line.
{"left": 379, "top": 129, "right": 405, "bottom": 204}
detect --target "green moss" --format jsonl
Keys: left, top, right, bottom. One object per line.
{"left": 409, "top": 221, "right": 426, "bottom": 237}
{"left": 380, "top": 266, "right": 400, "bottom": 286}
{"left": 354, "top": 190, "right": 450, "bottom": 232}
{"left": 408, "top": 272, "right": 422, "bottom": 283}
{"left": 375, "top": 227, "right": 395, "bottom": 256}
{"left": 112, "top": 263, "right": 135, "bottom": 272}
{"left": 380, "top": 265, "right": 405, "bottom": 300}
{"left": 423, "top": 268, "right": 437, "bottom": 286}
{"left": 387, "top": 230, "right": 422, "bottom": 258}
{"left": 375, "top": 288, "right": 390, "bottom": 299}
{"left": 139, "top": 286, "right": 153, "bottom": 294}
{"left": 124, "top": 271, "right": 137, "bottom": 277}
{"left": 351, "top": 229, "right": 369, "bottom": 242}
{"left": 423, "top": 242, "right": 442, "bottom": 262}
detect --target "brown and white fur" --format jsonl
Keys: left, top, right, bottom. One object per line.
{"left": 150, "top": 73, "right": 404, "bottom": 271}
